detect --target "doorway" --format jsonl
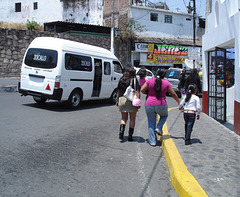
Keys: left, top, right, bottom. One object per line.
{"left": 92, "top": 59, "right": 102, "bottom": 97}
{"left": 208, "top": 48, "right": 227, "bottom": 122}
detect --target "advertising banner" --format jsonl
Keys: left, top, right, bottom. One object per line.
{"left": 147, "top": 43, "right": 188, "bottom": 64}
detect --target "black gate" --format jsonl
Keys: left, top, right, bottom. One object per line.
{"left": 208, "top": 48, "right": 227, "bottom": 122}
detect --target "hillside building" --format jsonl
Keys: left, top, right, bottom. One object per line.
{"left": 103, "top": 0, "right": 205, "bottom": 72}
{"left": 0, "top": 0, "right": 103, "bottom": 25}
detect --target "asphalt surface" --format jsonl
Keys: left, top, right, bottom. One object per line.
{"left": 1, "top": 77, "right": 239, "bottom": 196}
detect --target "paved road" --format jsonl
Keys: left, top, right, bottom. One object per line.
{"left": 0, "top": 92, "right": 177, "bottom": 197}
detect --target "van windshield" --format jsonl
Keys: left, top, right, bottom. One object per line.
{"left": 24, "top": 48, "right": 58, "bottom": 69}
{"left": 165, "top": 70, "right": 181, "bottom": 79}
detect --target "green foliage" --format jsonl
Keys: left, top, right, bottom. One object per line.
{"left": 125, "top": 18, "right": 146, "bottom": 33}
{"left": 119, "top": 18, "right": 146, "bottom": 41}
{"left": 26, "top": 20, "right": 39, "bottom": 30}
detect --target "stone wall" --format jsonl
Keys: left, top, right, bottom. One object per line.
{"left": 0, "top": 28, "right": 130, "bottom": 77}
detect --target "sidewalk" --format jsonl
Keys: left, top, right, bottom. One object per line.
{"left": 162, "top": 108, "right": 240, "bottom": 197}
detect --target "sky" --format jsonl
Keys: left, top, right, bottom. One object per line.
{"left": 151, "top": 0, "right": 206, "bottom": 17}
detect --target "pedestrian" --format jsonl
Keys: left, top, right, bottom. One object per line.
{"left": 178, "top": 69, "right": 187, "bottom": 94}
{"left": 141, "top": 69, "right": 180, "bottom": 147}
{"left": 179, "top": 84, "right": 201, "bottom": 145}
{"left": 116, "top": 66, "right": 141, "bottom": 141}
{"left": 138, "top": 67, "right": 147, "bottom": 87}
{"left": 185, "top": 68, "right": 202, "bottom": 95}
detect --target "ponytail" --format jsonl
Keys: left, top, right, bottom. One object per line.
{"left": 154, "top": 76, "right": 162, "bottom": 98}
{"left": 185, "top": 84, "right": 197, "bottom": 102}
{"left": 154, "top": 69, "right": 166, "bottom": 98}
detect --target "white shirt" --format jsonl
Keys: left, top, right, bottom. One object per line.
{"left": 179, "top": 94, "right": 201, "bottom": 115}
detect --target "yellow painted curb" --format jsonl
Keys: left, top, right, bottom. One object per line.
{"left": 159, "top": 109, "right": 208, "bottom": 197}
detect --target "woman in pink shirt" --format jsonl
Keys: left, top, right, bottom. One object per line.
{"left": 138, "top": 67, "right": 147, "bottom": 87}
{"left": 141, "top": 69, "right": 180, "bottom": 146}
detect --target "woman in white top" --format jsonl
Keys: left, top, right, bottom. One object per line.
{"left": 179, "top": 84, "right": 201, "bottom": 145}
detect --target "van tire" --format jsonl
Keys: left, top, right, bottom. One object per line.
{"left": 109, "top": 89, "right": 118, "bottom": 104}
{"left": 67, "top": 89, "right": 82, "bottom": 109}
{"left": 33, "top": 96, "right": 47, "bottom": 104}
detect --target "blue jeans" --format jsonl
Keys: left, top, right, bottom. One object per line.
{"left": 184, "top": 113, "right": 196, "bottom": 143}
{"left": 145, "top": 104, "right": 168, "bottom": 145}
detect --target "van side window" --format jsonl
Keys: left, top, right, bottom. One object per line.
{"left": 104, "top": 62, "right": 111, "bottom": 75}
{"left": 113, "top": 61, "right": 123, "bottom": 74}
{"left": 65, "top": 53, "right": 92, "bottom": 71}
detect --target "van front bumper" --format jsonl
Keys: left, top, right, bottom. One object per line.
{"left": 18, "top": 82, "right": 63, "bottom": 100}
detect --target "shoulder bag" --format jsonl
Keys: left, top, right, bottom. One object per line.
{"left": 123, "top": 78, "right": 141, "bottom": 107}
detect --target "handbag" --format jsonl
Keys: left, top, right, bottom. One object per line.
{"left": 132, "top": 95, "right": 141, "bottom": 107}
{"left": 123, "top": 78, "right": 135, "bottom": 101}
{"left": 123, "top": 78, "right": 141, "bottom": 107}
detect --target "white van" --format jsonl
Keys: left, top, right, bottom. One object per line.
{"left": 19, "top": 37, "right": 124, "bottom": 108}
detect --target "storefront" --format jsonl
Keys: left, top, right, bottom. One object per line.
{"left": 207, "top": 48, "right": 235, "bottom": 123}
{"left": 133, "top": 42, "right": 201, "bottom": 73}
{"left": 202, "top": 0, "right": 239, "bottom": 135}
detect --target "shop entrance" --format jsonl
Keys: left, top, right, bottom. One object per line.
{"left": 208, "top": 48, "right": 227, "bottom": 122}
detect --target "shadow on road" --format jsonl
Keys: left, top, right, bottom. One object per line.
{"left": 22, "top": 99, "right": 113, "bottom": 112}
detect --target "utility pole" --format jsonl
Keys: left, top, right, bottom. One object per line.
{"left": 193, "top": 0, "right": 196, "bottom": 47}
{"left": 110, "top": 0, "right": 115, "bottom": 54}
{"left": 191, "top": 0, "right": 196, "bottom": 68}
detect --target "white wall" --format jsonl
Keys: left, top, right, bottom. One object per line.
{"left": 130, "top": 6, "right": 196, "bottom": 40}
{"left": 202, "top": 0, "right": 240, "bottom": 113}
{"left": 0, "top": 0, "right": 62, "bottom": 25}
{"left": 0, "top": 0, "right": 103, "bottom": 25}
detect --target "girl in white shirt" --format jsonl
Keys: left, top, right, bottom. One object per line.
{"left": 179, "top": 84, "right": 201, "bottom": 145}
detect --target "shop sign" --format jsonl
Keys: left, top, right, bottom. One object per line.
{"left": 147, "top": 54, "right": 186, "bottom": 64}
{"left": 135, "top": 43, "right": 148, "bottom": 52}
{"left": 154, "top": 44, "right": 188, "bottom": 56}
{"left": 188, "top": 47, "right": 201, "bottom": 60}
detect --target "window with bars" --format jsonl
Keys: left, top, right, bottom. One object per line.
{"left": 34, "top": 2, "right": 38, "bottom": 10}
{"left": 15, "top": 3, "right": 21, "bottom": 12}
{"left": 150, "top": 13, "right": 158, "bottom": 22}
{"left": 165, "top": 15, "right": 172, "bottom": 23}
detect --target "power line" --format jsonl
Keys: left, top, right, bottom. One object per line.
{"left": 182, "top": 0, "right": 188, "bottom": 13}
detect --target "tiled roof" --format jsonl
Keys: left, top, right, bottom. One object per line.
{"left": 135, "top": 36, "right": 202, "bottom": 47}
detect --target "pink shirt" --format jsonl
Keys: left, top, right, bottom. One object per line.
{"left": 139, "top": 78, "right": 146, "bottom": 87}
{"left": 145, "top": 78, "right": 171, "bottom": 106}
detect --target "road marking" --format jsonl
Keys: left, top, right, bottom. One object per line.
{"left": 160, "top": 107, "right": 208, "bottom": 197}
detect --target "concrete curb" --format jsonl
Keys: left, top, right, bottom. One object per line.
{"left": 0, "top": 85, "right": 17, "bottom": 92}
{"left": 160, "top": 108, "right": 208, "bottom": 197}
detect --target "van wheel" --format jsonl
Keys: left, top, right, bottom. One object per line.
{"left": 33, "top": 96, "right": 47, "bottom": 104}
{"left": 67, "top": 90, "right": 82, "bottom": 109}
{"left": 109, "top": 89, "right": 118, "bottom": 104}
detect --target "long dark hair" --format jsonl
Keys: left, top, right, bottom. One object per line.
{"left": 119, "top": 66, "right": 136, "bottom": 87}
{"left": 154, "top": 69, "right": 166, "bottom": 98}
{"left": 138, "top": 67, "right": 147, "bottom": 78}
{"left": 185, "top": 84, "right": 197, "bottom": 102}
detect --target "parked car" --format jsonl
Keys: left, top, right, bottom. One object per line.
{"left": 134, "top": 67, "right": 154, "bottom": 81}
{"left": 164, "top": 68, "right": 183, "bottom": 98}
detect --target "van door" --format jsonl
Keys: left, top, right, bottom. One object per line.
{"left": 111, "top": 61, "right": 123, "bottom": 89}
{"left": 92, "top": 59, "right": 102, "bottom": 97}
{"left": 99, "top": 61, "right": 113, "bottom": 98}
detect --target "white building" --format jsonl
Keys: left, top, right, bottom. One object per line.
{"left": 129, "top": 4, "right": 204, "bottom": 71}
{"left": 0, "top": 0, "right": 103, "bottom": 25}
{"left": 202, "top": 0, "right": 239, "bottom": 135}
